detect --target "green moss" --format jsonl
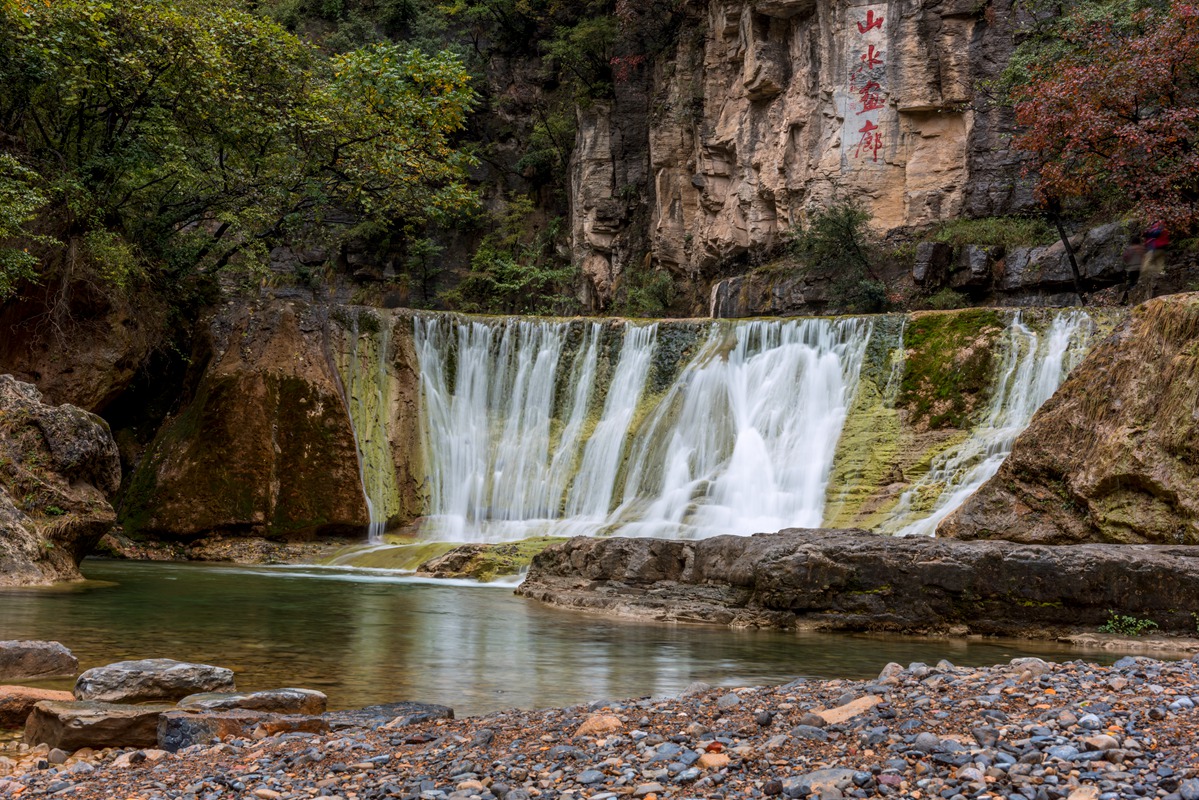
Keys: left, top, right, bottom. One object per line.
{"left": 898, "top": 310, "right": 1003, "bottom": 430}
{"left": 427, "top": 536, "right": 566, "bottom": 582}
{"left": 928, "top": 216, "right": 1058, "bottom": 249}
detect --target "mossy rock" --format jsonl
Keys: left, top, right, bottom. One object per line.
{"left": 321, "top": 541, "right": 458, "bottom": 571}
{"left": 416, "top": 537, "right": 566, "bottom": 582}
{"left": 897, "top": 309, "right": 1003, "bottom": 430}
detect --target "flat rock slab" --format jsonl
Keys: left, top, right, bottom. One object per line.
{"left": 74, "top": 658, "right": 235, "bottom": 703}
{"left": 0, "top": 686, "right": 75, "bottom": 729}
{"left": 815, "top": 695, "right": 882, "bottom": 726}
{"left": 24, "top": 700, "right": 176, "bottom": 750}
{"left": 517, "top": 530, "right": 1199, "bottom": 635}
{"left": 0, "top": 641, "right": 78, "bottom": 682}
{"left": 178, "top": 688, "right": 327, "bottom": 715}
{"left": 324, "top": 701, "right": 454, "bottom": 731}
{"left": 157, "top": 710, "right": 328, "bottom": 753}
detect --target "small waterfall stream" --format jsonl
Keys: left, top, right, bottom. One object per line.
{"left": 880, "top": 310, "right": 1094, "bottom": 537}
{"left": 338, "top": 308, "right": 1100, "bottom": 544}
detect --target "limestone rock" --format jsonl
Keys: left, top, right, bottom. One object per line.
{"left": 0, "top": 686, "right": 75, "bottom": 729}
{"left": 24, "top": 700, "right": 175, "bottom": 750}
{"left": 177, "top": 688, "right": 327, "bottom": 716}
{"left": 941, "top": 293, "right": 1199, "bottom": 544}
{"left": 0, "top": 642, "right": 78, "bottom": 682}
{"left": 517, "top": 529, "right": 1199, "bottom": 635}
{"left": 157, "top": 709, "right": 327, "bottom": 753}
{"left": 0, "top": 376, "right": 121, "bottom": 586}
{"left": 574, "top": 715, "right": 624, "bottom": 738}
{"left": 74, "top": 659, "right": 236, "bottom": 704}
{"left": 816, "top": 695, "right": 882, "bottom": 725}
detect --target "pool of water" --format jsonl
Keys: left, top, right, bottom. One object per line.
{"left": 0, "top": 559, "right": 1123, "bottom": 715}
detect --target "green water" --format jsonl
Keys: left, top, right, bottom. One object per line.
{"left": 0, "top": 559, "right": 1122, "bottom": 716}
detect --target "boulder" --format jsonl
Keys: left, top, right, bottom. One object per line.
{"left": 0, "top": 686, "right": 75, "bottom": 728}
{"left": 74, "top": 659, "right": 235, "bottom": 703}
{"left": 157, "top": 710, "right": 328, "bottom": 753}
{"left": 0, "top": 376, "right": 121, "bottom": 586}
{"left": 517, "top": 529, "right": 1199, "bottom": 635}
{"left": 177, "top": 688, "right": 327, "bottom": 716}
{"left": 24, "top": 700, "right": 175, "bottom": 750}
{"left": 942, "top": 293, "right": 1199, "bottom": 544}
{"left": 324, "top": 701, "right": 454, "bottom": 731}
{"left": 913, "top": 242, "right": 953, "bottom": 286}
{"left": 0, "top": 641, "right": 78, "bottom": 681}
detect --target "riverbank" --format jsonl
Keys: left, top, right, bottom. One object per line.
{"left": 4, "top": 655, "right": 1199, "bottom": 799}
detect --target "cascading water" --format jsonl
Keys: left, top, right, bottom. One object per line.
{"left": 334, "top": 312, "right": 400, "bottom": 544}
{"left": 879, "top": 310, "right": 1094, "bottom": 537}
{"left": 416, "top": 316, "right": 871, "bottom": 541}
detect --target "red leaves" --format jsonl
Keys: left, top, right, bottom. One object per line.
{"left": 1014, "top": 0, "right": 1199, "bottom": 230}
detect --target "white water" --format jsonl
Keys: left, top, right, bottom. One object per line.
{"left": 415, "top": 316, "right": 871, "bottom": 541}
{"left": 881, "top": 310, "right": 1094, "bottom": 537}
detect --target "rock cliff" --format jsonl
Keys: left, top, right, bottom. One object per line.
{"left": 0, "top": 376, "right": 122, "bottom": 585}
{"left": 940, "top": 293, "right": 1199, "bottom": 545}
{"left": 574, "top": 0, "right": 1026, "bottom": 306}
{"left": 120, "top": 301, "right": 422, "bottom": 542}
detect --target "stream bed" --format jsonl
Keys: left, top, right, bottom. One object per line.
{"left": 0, "top": 559, "right": 1124, "bottom": 715}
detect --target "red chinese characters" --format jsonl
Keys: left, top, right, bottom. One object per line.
{"left": 854, "top": 120, "right": 883, "bottom": 161}
{"left": 857, "top": 9, "right": 883, "bottom": 33}
{"left": 846, "top": 7, "right": 887, "bottom": 163}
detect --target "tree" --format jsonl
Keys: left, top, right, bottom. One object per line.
{"left": 0, "top": 0, "right": 477, "bottom": 299}
{"left": 1013, "top": 1, "right": 1199, "bottom": 231}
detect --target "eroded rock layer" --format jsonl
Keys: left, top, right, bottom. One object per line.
{"left": 516, "top": 530, "right": 1199, "bottom": 635}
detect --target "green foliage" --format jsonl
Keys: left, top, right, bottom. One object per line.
{"left": 930, "top": 217, "right": 1058, "bottom": 249}
{"left": 1098, "top": 612, "right": 1160, "bottom": 636}
{"left": 922, "top": 288, "right": 970, "bottom": 311}
{"left": 443, "top": 194, "right": 578, "bottom": 314}
{"left": 614, "top": 260, "right": 676, "bottom": 317}
{"left": 0, "top": 0, "right": 477, "bottom": 300}
{"left": 790, "top": 201, "right": 886, "bottom": 313}
{"left": 0, "top": 155, "right": 50, "bottom": 301}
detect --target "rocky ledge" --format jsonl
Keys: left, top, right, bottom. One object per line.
{"left": 5, "top": 655, "right": 1199, "bottom": 800}
{"left": 516, "top": 530, "right": 1199, "bottom": 637}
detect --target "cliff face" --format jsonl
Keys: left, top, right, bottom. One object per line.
{"left": 573, "top": 0, "right": 1024, "bottom": 307}
{"left": 940, "top": 293, "right": 1199, "bottom": 545}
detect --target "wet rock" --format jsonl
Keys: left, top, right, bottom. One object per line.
{"left": 0, "top": 642, "right": 78, "bottom": 682}
{"left": 74, "top": 659, "right": 235, "bottom": 703}
{"left": 782, "top": 767, "right": 857, "bottom": 798}
{"left": 177, "top": 688, "right": 327, "bottom": 716}
{"left": 0, "top": 686, "right": 76, "bottom": 728}
{"left": 24, "top": 700, "right": 176, "bottom": 750}
{"left": 157, "top": 709, "right": 328, "bottom": 753}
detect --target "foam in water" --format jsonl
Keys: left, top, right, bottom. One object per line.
{"left": 416, "top": 316, "right": 871, "bottom": 541}
{"left": 880, "top": 310, "right": 1094, "bottom": 537}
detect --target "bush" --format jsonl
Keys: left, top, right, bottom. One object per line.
{"left": 1098, "top": 612, "right": 1159, "bottom": 636}
{"left": 790, "top": 200, "right": 886, "bottom": 313}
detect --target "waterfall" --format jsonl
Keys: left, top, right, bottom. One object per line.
{"left": 880, "top": 310, "right": 1094, "bottom": 537}
{"left": 415, "top": 316, "right": 870, "bottom": 542}
{"left": 334, "top": 311, "right": 400, "bottom": 544}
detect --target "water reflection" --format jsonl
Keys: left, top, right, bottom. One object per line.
{"left": 0, "top": 559, "right": 1124, "bottom": 715}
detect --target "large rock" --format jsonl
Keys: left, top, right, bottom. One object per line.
{"left": 157, "top": 710, "right": 329, "bottom": 753}
{"left": 941, "top": 293, "right": 1199, "bottom": 544}
{"left": 0, "top": 641, "right": 78, "bottom": 681}
{"left": 517, "top": 530, "right": 1199, "bottom": 635}
{"left": 177, "top": 688, "right": 327, "bottom": 716}
{"left": 24, "top": 700, "right": 175, "bottom": 750}
{"left": 120, "top": 300, "right": 423, "bottom": 542}
{"left": 74, "top": 659, "right": 236, "bottom": 703}
{"left": 0, "top": 376, "right": 121, "bottom": 586}
{"left": 0, "top": 686, "right": 74, "bottom": 728}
